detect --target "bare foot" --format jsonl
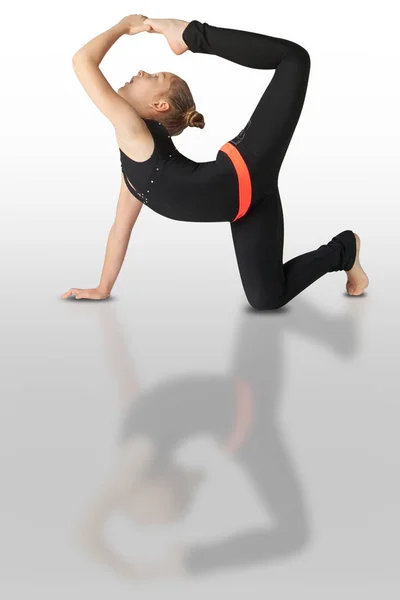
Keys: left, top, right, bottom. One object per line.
{"left": 345, "top": 232, "right": 369, "bottom": 296}
{"left": 143, "top": 18, "right": 190, "bottom": 55}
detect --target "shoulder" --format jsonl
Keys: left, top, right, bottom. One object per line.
{"left": 116, "top": 120, "right": 155, "bottom": 162}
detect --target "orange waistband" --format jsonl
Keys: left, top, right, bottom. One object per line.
{"left": 220, "top": 142, "right": 252, "bottom": 222}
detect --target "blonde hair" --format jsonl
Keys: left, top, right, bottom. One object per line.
{"left": 159, "top": 75, "right": 205, "bottom": 136}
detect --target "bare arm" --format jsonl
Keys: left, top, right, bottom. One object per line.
{"left": 98, "top": 174, "right": 144, "bottom": 295}
{"left": 71, "top": 16, "right": 152, "bottom": 139}
{"left": 62, "top": 174, "right": 143, "bottom": 300}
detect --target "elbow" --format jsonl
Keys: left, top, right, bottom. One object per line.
{"left": 72, "top": 54, "right": 81, "bottom": 70}
{"left": 72, "top": 51, "right": 90, "bottom": 66}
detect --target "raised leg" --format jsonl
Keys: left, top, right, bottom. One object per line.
{"left": 182, "top": 20, "right": 311, "bottom": 179}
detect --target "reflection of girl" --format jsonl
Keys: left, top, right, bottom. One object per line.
{"left": 78, "top": 374, "right": 309, "bottom": 578}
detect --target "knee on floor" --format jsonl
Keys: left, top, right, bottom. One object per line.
{"left": 250, "top": 300, "right": 284, "bottom": 311}
{"left": 247, "top": 289, "right": 285, "bottom": 311}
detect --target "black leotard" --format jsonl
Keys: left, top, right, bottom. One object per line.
{"left": 119, "top": 118, "right": 239, "bottom": 223}
{"left": 119, "top": 20, "right": 357, "bottom": 310}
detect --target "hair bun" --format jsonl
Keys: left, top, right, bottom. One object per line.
{"left": 183, "top": 106, "right": 205, "bottom": 130}
{"left": 185, "top": 107, "right": 197, "bottom": 123}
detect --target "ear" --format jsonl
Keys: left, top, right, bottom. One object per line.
{"left": 152, "top": 100, "right": 170, "bottom": 112}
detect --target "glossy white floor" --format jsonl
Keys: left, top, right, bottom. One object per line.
{"left": 1, "top": 234, "right": 399, "bottom": 598}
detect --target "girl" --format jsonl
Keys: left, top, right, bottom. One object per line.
{"left": 63, "top": 16, "right": 369, "bottom": 306}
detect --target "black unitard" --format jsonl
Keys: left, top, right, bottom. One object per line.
{"left": 120, "top": 20, "right": 357, "bottom": 309}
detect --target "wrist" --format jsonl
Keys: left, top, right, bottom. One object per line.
{"left": 114, "top": 20, "right": 129, "bottom": 36}
{"left": 97, "top": 283, "right": 112, "bottom": 295}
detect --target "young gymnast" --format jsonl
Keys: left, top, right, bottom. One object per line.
{"left": 63, "top": 16, "right": 369, "bottom": 306}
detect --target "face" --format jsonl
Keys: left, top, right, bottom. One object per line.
{"left": 117, "top": 70, "right": 174, "bottom": 118}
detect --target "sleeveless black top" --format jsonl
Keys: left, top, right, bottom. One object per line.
{"left": 119, "top": 118, "right": 239, "bottom": 223}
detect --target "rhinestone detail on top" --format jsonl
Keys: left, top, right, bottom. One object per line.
{"left": 124, "top": 121, "right": 175, "bottom": 204}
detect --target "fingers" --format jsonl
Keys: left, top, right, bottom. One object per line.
{"left": 61, "top": 288, "right": 110, "bottom": 300}
{"left": 143, "top": 18, "right": 161, "bottom": 34}
{"left": 61, "top": 288, "right": 82, "bottom": 299}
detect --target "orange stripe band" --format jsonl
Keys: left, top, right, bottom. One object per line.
{"left": 220, "top": 142, "right": 252, "bottom": 221}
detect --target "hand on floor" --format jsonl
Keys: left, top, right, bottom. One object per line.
{"left": 61, "top": 287, "right": 110, "bottom": 300}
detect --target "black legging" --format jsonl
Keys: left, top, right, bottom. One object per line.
{"left": 183, "top": 21, "right": 357, "bottom": 309}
